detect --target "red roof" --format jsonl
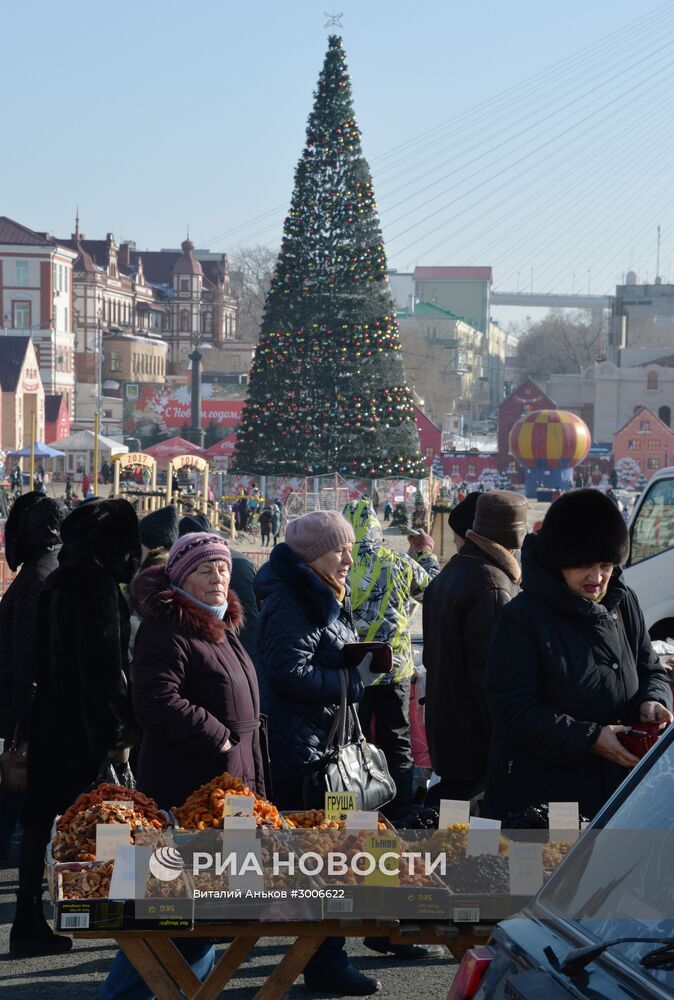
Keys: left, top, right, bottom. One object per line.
{"left": 205, "top": 436, "right": 236, "bottom": 457}
{"left": 414, "top": 266, "right": 493, "bottom": 282}
{"left": 0, "top": 216, "right": 55, "bottom": 246}
{"left": 143, "top": 436, "right": 207, "bottom": 459}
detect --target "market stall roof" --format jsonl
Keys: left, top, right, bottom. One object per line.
{"left": 7, "top": 441, "right": 65, "bottom": 458}
{"left": 204, "top": 437, "right": 236, "bottom": 456}
{"left": 144, "top": 436, "right": 207, "bottom": 459}
{"left": 50, "top": 430, "right": 128, "bottom": 454}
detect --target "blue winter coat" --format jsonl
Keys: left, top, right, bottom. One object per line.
{"left": 254, "top": 543, "right": 364, "bottom": 809}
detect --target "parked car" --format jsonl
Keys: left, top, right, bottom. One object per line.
{"left": 449, "top": 724, "right": 674, "bottom": 999}
{"left": 624, "top": 466, "right": 674, "bottom": 638}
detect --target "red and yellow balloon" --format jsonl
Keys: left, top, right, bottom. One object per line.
{"left": 509, "top": 409, "right": 591, "bottom": 470}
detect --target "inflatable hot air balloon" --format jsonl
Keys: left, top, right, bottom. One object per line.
{"left": 509, "top": 409, "right": 591, "bottom": 498}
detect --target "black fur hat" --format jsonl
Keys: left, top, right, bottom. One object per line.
{"left": 179, "top": 513, "right": 212, "bottom": 536}
{"left": 535, "top": 488, "right": 629, "bottom": 569}
{"left": 5, "top": 492, "right": 66, "bottom": 571}
{"left": 59, "top": 498, "right": 141, "bottom": 583}
{"left": 447, "top": 491, "right": 480, "bottom": 539}
{"left": 139, "top": 504, "right": 179, "bottom": 550}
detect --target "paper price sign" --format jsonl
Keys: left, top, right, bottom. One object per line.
{"left": 325, "top": 791, "right": 357, "bottom": 823}
{"left": 109, "top": 844, "right": 148, "bottom": 900}
{"left": 363, "top": 834, "right": 400, "bottom": 886}
{"left": 345, "top": 811, "right": 379, "bottom": 831}
{"left": 96, "top": 823, "right": 131, "bottom": 861}
{"left": 222, "top": 816, "right": 256, "bottom": 830}
{"left": 223, "top": 794, "right": 255, "bottom": 818}
{"left": 548, "top": 802, "right": 579, "bottom": 841}
{"left": 508, "top": 843, "right": 543, "bottom": 895}
{"left": 439, "top": 799, "right": 470, "bottom": 829}
{"left": 466, "top": 817, "right": 501, "bottom": 857}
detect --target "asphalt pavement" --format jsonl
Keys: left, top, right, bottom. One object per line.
{"left": 0, "top": 845, "right": 457, "bottom": 999}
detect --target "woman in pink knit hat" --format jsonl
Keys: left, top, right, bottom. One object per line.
{"left": 254, "top": 510, "right": 380, "bottom": 996}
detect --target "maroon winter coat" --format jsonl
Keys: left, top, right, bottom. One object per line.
{"left": 130, "top": 565, "right": 265, "bottom": 811}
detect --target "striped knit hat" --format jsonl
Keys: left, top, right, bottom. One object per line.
{"left": 166, "top": 532, "right": 232, "bottom": 588}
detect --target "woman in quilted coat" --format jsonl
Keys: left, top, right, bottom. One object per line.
{"left": 254, "top": 510, "right": 381, "bottom": 996}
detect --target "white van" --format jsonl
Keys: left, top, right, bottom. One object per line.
{"left": 624, "top": 466, "right": 674, "bottom": 638}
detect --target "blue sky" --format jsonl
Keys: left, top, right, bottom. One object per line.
{"left": 3, "top": 0, "right": 672, "bottom": 300}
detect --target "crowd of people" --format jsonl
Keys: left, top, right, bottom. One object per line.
{"left": 0, "top": 484, "right": 672, "bottom": 998}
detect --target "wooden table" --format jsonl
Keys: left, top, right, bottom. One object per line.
{"left": 71, "top": 919, "right": 493, "bottom": 1000}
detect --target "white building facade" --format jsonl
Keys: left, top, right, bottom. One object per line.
{"left": 0, "top": 217, "right": 77, "bottom": 416}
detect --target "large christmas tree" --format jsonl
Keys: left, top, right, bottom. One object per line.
{"left": 232, "top": 36, "right": 425, "bottom": 478}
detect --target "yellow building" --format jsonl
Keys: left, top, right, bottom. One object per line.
{"left": 0, "top": 335, "right": 45, "bottom": 452}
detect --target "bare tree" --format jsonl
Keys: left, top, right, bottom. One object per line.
{"left": 230, "top": 245, "right": 277, "bottom": 342}
{"left": 516, "top": 309, "right": 602, "bottom": 382}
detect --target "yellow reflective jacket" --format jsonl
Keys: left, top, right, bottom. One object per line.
{"left": 342, "top": 500, "right": 439, "bottom": 684}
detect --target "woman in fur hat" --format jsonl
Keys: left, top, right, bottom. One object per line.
{"left": 484, "top": 489, "right": 673, "bottom": 823}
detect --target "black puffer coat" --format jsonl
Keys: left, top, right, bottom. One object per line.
{"left": 484, "top": 534, "right": 673, "bottom": 821}
{"left": 0, "top": 494, "right": 64, "bottom": 737}
{"left": 254, "top": 543, "right": 363, "bottom": 809}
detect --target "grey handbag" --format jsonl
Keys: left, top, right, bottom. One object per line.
{"left": 303, "top": 669, "right": 397, "bottom": 811}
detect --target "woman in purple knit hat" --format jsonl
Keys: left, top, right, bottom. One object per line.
{"left": 130, "top": 531, "right": 265, "bottom": 810}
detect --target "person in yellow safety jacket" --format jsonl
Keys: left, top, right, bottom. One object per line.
{"left": 341, "top": 499, "right": 439, "bottom": 822}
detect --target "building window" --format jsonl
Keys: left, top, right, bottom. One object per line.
{"left": 647, "top": 372, "right": 659, "bottom": 390}
{"left": 451, "top": 464, "right": 460, "bottom": 476}
{"left": 15, "top": 261, "right": 29, "bottom": 287}
{"left": 659, "top": 405, "right": 671, "bottom": 427}
{"left": 467, "top": 463, "right": 476, "bottom": 476}
{"left": 109, "top": 351, "right": 122, "bottom": 373}
{"left": 628, "top": 439, "right": 640, "bottom": 450}
{"left": 12, "top": 300, "right": 31, "bottom": 328}
{"left": 180, "top": 279, "right": 189, "bottom": 293}
{"left": 648, "top": 439, "right": 661, "bottom": 451}
{"left": 640, "top": 420, "right": 651, "bottom": 431}
{"left": 180, "top": 310, "right": 190, "bottom": 332}
{"left": 648, "top": 457, "right": 661, "bottom": 470}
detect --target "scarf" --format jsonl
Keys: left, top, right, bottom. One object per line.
{"left": 465, "top": 530, "right": 522, "bottom": 584}
{"left": 311, "top": 568, "right": 346, "bottom": 604}
{"left": 172, "top": 585, "right": 228, "bottom": 620}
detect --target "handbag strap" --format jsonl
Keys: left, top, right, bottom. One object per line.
{"left": 323, "top": 669, "right": 349, "bottom": 752}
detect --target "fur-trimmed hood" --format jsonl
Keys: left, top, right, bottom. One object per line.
{"left": 130, "top": 564, "right": 243, "bottom": 643}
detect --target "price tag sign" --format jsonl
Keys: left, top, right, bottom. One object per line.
{"left": 439, "top": 799, "right": 470, "bottom": 829}
{"left": 345, "top": 811, "right": 379, "bottom": 831}
{"left": 110, "top": 844, "right": 148, "bottom": 900}
{"left": 363, "top": 834, "right": 400, "bottom": 886}
{"left": 223, "top": 833, "right": 264, "bottom": 895}
{"left": 508, "top": 843, "right": 543, "bottom": 895}
{"left": 222, "top": 816, "right": 256, "bottom": 830}
{"left": 96, "top": 823, "right": 131, "bottom": 861}
{"left": 223, "top": 794, "right": 255, "bottom": 818}
{"left": 549, "top": 802, "right": 579, "bottom": 841}
{"left": 466, "top": 817, "right": 501, "bottom": 857}
{"left": 325, "top": 791, "right": 357, "bottom": 823}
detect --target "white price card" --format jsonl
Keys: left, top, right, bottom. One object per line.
{"left": 223, "top": 833, "right": 264, "bottom": 894}
{"left": 466, "top": 817, "right": 501, "bottom": 857}
{"left": 439, "top": 799, "right": 470, "bottom": 829}
{"left": 345, "top": 811, "right": 379, "bottom": 831}
{"left": 108, "top": 844, "right": 148, "bottom": 900}
{"left": 508, "top": 843, "right": 543, "bottom": 895}
{"left": 548, "top": 802, "right": 579, "bottom": 840}
{"left": 222, "top": 815, "right": 257, "bottom": 830}
{"left": 223, "top": 794, "right": 255, "bottom": 817}
{"left": 96, "top": 823, "right": 131, "bottom": 861}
